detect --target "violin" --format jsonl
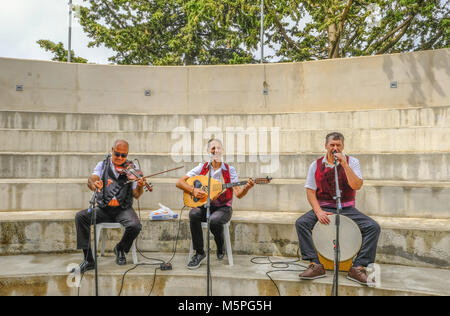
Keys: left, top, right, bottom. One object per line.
{"left": 115, "top": 161, "right": 153, "bottom": 192}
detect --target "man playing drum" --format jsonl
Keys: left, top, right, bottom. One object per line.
{"left": 295, "top": 132, "right": 380, "bottom": 285}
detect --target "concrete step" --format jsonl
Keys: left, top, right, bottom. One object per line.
{"left": 0, "top": 252, "right": 448, "bottom": 296}
{"left": 0, "top": 252, "right": 448, "bottom": 297}
{"left": 0, "top": 210, "right": 448, "bottom": 270}
{"left": 0, "top": 178, "right": 449, "bottom": 219}
{"left": 1, "top": 152, "right": 449, "bottom": 181}
{"left": 1, "top": 127, "right": 449, "bottom": 153}
{"left": 1, "top": 106, "right": 450, "bottom": 131}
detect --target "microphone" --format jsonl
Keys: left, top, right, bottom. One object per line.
{"left": 332, "top": 150, "right": 338, "bottom": 163}
{"left": 209, "top": 150, "right": 223, "bottom": 165}
{"left": 88, "top": 153, "right": 111, "bottom": 213}
{"left": 208, "top": 153, "right": 214, "bottom": 167}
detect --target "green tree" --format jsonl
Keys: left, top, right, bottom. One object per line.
{"left": 263, "top": 0, "right": 449, "bottom": 61}
{"left": 37, "top": 39, "right": 88, "bottom": 63}
{"left": 77, "top": 0, "right": 259, "bottom": 65}
{"left": 73, "top": 0, "right": 448, "bottom": 65}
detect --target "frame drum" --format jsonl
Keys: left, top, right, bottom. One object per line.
{"left": 312, "top": 214, "right": 362, "bottom": 262}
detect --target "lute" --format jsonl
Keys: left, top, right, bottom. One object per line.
{"left": 183, "top": 175, "right": 272, "bottom": 208}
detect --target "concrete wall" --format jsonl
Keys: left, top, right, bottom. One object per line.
{"left": 1, "top": 211, "right": 448, "bottom": 269}
{"left": 0, "top": 49, "right": 448, "bottom": 114}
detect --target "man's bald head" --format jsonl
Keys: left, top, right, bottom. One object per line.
{"left": 113, "top": 139, "right": 129, "bottom": 149}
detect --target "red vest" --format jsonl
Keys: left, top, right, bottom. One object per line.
{"left": 200, "top": 162, "right": 233, "bottom": 206}
{"left": 315, "top": 156, "right": 356, "bottom": 207}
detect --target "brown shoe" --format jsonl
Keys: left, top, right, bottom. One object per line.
{"left": 347, "top": 266, "right": 369, "bottom": 285}
{"left": 299, "top": 263, "right": 326, "bottom": 280}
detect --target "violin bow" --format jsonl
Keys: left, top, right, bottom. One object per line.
{"left": 126, "top": 166, "right": 184, "bottom": 183}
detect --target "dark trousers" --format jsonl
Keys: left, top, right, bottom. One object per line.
{"left": 295, "top": 206, "right": 380, "bottom": 267}
{"left": 75, "top": 206, "right": 142, "bottom": 255}
{"left": 189, "top": 205, "right": 232, "bottom": 254}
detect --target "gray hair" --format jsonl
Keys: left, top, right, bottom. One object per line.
{"left": 325, "top": 132, "right": 344, "bottom": 144}
{"left": 207, "top": 138, "right": 223, "bottom": 150}
{"left": 113, "top": 139, "right": 129, "bottom": 149}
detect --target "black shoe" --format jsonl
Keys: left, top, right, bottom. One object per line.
{"left": 217, "top": 248, "right": 225, "bottom": 260}
{"left": 114, "top": 245, "right": 127, "bottom": 266}
{"left": 71, "top": 260, "right": 95, "bottom": 274}
{"left": 217, "top": 240, "right": 225, "bottom": 260}
{"left": 187, "top": 253, "right": 206, "bottom": 270}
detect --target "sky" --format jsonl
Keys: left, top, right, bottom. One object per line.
{"left": 0, "top": 0, "right": 269, "bottom": 65}
{"left": 0, "top": 0, "right": 114, "bottom": 64}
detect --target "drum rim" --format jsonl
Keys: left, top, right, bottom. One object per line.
{"left": 311, "top": 214, "right": 362, "bottom": 262}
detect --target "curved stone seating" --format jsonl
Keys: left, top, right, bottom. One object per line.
{"left": 1, "top": 179, "right": 449, "bottom": 219}
{"left": 0, "top": 49, "right": 449, "bottom": 295}
{"left": 1, "top": 210, "right": 448, "bottom": 270}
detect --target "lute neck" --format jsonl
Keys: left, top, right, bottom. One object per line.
{"left": 222, "top": 181, "right": 248, "bottom": 189}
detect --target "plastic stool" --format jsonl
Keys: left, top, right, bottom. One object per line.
{"left": 188, "top": 221, "right": 233, "bottom": 266}
{"left": 95, "top": 223, "right": 138, "bottom": 264}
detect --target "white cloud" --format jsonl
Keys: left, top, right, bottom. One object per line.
{"left": 0, "top": 0, "right": 112, "bottom": 64}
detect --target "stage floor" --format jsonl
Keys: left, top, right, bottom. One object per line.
{"left": 0, "top": 252, "right": 448, "bottom": 296}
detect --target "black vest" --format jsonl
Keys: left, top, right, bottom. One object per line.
{"left": 97, "top": 159, "right": 133, "bottom": 210}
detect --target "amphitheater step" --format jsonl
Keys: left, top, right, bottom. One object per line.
{"left": 1, "top": 152, "right": 449, "bottom": 182}
{"left": 1, "top": 107, "right": 449, "bottom": 131}
{"left": 0, "top": 252, "right": 448, "bottom": 296}
{"left": 1, "top": 127, "right": 449, "bottom": 153}
{"left": 0, "top": 179, "right": 449, "bottom": 219}
{"left": 1, "top": 210, "right": 448, "bottom": 269}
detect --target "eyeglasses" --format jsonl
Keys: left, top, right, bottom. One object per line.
{"left": 114, "top": 151, "right": 128, "bottom": 158}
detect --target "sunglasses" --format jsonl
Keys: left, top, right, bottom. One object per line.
{"left": 114, "top": 151, "right": 128, "bottom": 158}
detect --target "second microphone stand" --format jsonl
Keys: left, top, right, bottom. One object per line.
{"left": 205, "top": 156, "right": 213, "bottom": 296}
{"left": 331, "top": 153, "right": 342, "bottom": 296}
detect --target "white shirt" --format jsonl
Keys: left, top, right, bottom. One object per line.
{"left": 93, "top": 159, "right": 138, "bottom": 190}
{"left": 186, "top": 162, "right": 239, "bottom": 183}
{"left": 305, "top": 154, "right": 362, "bottom": 191}
{"left": 186, "top": 162, "right": 239, "bottom": 207}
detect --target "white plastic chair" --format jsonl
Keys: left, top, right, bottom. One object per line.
{"left": 188, "top": 221, "right": 233, "bottom": 266}
{"left": 95, "top": 223, "right": 138, "bottom": 264}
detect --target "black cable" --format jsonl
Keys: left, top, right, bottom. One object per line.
{"left": 141, "top": 203, "right": 187, "bottom": 296}
{"left": 166, "top": 205, "right": 187, "bottom": 264}
{"left": 116, "top": 196, "right": 165, "bottom": 296}
{"left": 116, "top": 161, "right": 187, "bottom": 296}
{"left": 117, "top": 262, "right": 162, "bottom": 296}
{"left": 148, "top": 266, "right": 160, "bottom": 296}
{"left": 132, "top": 158, "right": 169, "bottom": 263}
{"left": 119, "top": 202, "right": 185, "bottom": 296}
{"left": 133, "top": 184, "right": 186, "bottom": 264}
{"left": 250, "top": 249, "right": 309, "bottom": 296}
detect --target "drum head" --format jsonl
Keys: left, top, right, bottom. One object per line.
{"left": 312, "top": 214, "right": 362, "bottom": 262}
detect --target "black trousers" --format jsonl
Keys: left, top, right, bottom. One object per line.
{"left": 189, "top": 205, "right": 232, "bottom": 254}
{"left": 295, "top": 206, "right": 380, "bottom": 267}
{"left": 75, "top": 206, "right": 142, "bottom": 254}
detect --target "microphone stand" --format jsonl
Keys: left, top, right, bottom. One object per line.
{"left": 331, "top": 152, "right": 342, "bottom": 296}
{"left": 87, "top": 190, "right": 99, "bottom": 296}
{"left": 89, "top": 153, "right": 109, "bottom": 296}
{"left": 205, "top": 155, "right": 213, "bottom": 296}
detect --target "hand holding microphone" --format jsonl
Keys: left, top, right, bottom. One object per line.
{"left": 332, "top": 150, "right": 346, "bottom": 166}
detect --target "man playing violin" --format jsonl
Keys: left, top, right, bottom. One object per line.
{"left": 176, "top": 138, "right": 254, "bottom": 269}
{"left": 74, "top": 139, "right": 149, "bottom": 273}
